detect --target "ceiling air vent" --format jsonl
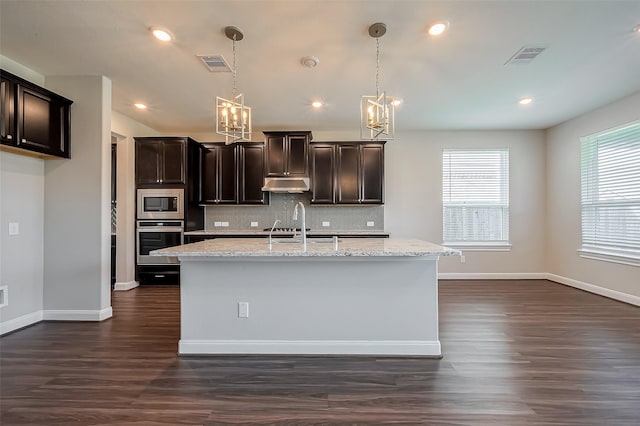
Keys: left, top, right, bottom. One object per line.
{"left": 197, "top": 55, "right": 231, "bottom": 72}
{"left": 504, "top": 45, "right": 547, "bottom": 66}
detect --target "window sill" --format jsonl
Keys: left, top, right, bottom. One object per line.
{"left": 577, "top": 249, "right": 640, "bottom": 267}
{"left": 443, "top": 242, "right": 512, "bottom": 252}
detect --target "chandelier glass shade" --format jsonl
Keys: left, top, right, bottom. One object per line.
{"left": 361, "top": 23, "right": 395, "bottom": 140}
{"left": 216, "top": 26, "right": 252, "bottom": 143}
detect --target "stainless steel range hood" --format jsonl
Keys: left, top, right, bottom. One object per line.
{"left": 262, "top": 177, "right": 310, "bottom": 193}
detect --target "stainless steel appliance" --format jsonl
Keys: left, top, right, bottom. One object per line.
{"left": 136, "top": 220, "right": 184, "bottom": 265}
{"left": 137, "top": 188, "right": 184, "bottom": 220}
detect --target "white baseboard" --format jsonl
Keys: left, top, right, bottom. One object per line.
{"left": 546, "top": 273, "right": 640, "bottom": 307}
{"left": 438, "top": 272, "right": 548, "bottom": 280}
{"left": 113, "top": 280, "right": 139, "bottom": 291}
{"left": 0, "top": 310, "right": 43, "bottom": 335}
{"left": 43, "top": 306, "right": 113, "bottom": 321}
{"left": 179, "top": 339, "right": 442, "bottom": 357}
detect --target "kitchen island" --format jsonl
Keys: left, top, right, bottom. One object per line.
{"left": 153, "top": 238, "right": 460, "bottom": 357}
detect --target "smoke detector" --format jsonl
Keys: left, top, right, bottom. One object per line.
{"left": 301, "top": 56, "right": 320, "bottom": 68}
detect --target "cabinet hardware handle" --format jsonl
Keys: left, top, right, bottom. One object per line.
{"left": 21, "top": 138, "right": 26, "bottom": 143}
{"left": 6, "top": 135, "right": 12, "bottom": 140}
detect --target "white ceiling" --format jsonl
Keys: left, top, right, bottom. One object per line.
{"left": 1, "top": 0, "right": 639, "bottom": 135}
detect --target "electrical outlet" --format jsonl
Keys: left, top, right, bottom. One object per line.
{"left": 366, "top": 221, "right": 375, "bottom": 227}
{"left": 8, "top": 222, "right": 19, "bottom": 235}
{"left": 238, "top": 302, "right": 249, "bottom": 318}
{"left": 221, "top": 222, "right": 229, "bottom": 227}
{"left": 214, "top": 221, "right": 222, "bottom": 227}
{"left": 250, "top": 221, "right": 259, "bottom": 227}
{"left": 322, "top": 221, "right": 330, "bottom": 227}
{"left": 460, "top": 255, "right": 466, "bottom": 263}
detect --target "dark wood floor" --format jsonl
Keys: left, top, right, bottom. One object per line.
{"left": 1, "top": 280, "right": 639, "bottom": 425}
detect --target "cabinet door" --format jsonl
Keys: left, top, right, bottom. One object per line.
{"left": 217, "top": 144, "right": 237, "bottom": 204}
{"left": 136, "top": 140, "right": 162, "bottom": 185}
{"left": 361, "top": 144, "right": 384, "bottom": 204}
{"left": 336, "top": 145, "right": 360, "bottom": 204}
{"left": 161, "top": 140, "right": 186, "bottom": 184}
{"left": 17, "top": 85, "right": 68, "bottom": 157}
{"left": 265, "top": 134, "right": 286, "bottom": 176}
{"left": 0, "top": 76, "right": 15, "bottom": 143}
{"left": 310, "top": 144, "right": 335, "bottom": 204}
{"left": 239, "top": 144, "right": 267, "bottom": 204}
{"left": 286, "top": 134, "right": 308, "bottom": 176}
{"left": 200, "top": 146, "right": 219, "bottom": 203}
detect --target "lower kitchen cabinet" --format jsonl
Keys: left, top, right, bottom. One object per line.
{"left": 310, "top": 141, "right": 384, "bottom": 205}
{"left": 1, "top": 69, "right": 73, "bottom": 159}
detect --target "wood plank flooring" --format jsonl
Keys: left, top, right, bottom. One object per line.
{"left": 1, "top": 280, "right": 639, "bottom": 425}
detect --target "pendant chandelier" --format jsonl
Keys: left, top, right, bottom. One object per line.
{"left": 360, "top": 22, "right": 395, "bottom": 140}
{"left": 216, "top": 26, "right": 252, "bottom": 143}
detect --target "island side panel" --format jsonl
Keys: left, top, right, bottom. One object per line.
{"left": 179, "top": 256, "right": 440, "bottom": 356}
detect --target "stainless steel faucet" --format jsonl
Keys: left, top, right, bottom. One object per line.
{"left": 293, "top": 201, "right": 307, "bottom": 250}
{"left": 268, "top": 219, "right": 281, "bottom": 245}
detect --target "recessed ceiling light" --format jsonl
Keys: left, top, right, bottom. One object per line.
{"left": 519, "top": 97, "right": 533, "bottom": 105}
{"left": 391, "top": 98, "right": 402, "bottom": 106}
{"left": 150, "top": 26, "right": 174, "bottom": 42}
{"left": 427, "top": 21, "right": 449, "bottom": 36}
{"left": 134, "top": 103, "right": 148, "bottom": 110}
{"left": 311, "top": 100, "right": 323, "bottom": 108}
{"left": 634, "top": 24, "right": 640, "bottom": 33}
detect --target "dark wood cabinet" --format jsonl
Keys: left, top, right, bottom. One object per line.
{"left": 310, "top": 144, "right": 336, "bottom": 204}
{"left": 264, "top": 131, "right": 311, "bottom": 177}
{"left": 201, "top": 142, "right": 268, "bottom": 205}
{"left": 201, "top": 143, "right": 237, "bottom": 204}
{"left": 1, "top": 75, "right": 15, "bottom": 143}
{"left": 135, "top": 138, "right": 187, "bottom": 186}
{"left": 1, "top": 69, "right": 72, "bottom": 159}
{"left": 311, "top": 142, "right": 384, "bottom": 205}
{"left": 238, "top": 143, "right": 268, "bottom": 204}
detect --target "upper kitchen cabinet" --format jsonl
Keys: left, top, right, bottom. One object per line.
{"left": 1, "top": 69, "right": 73, "bottom": 159}
{"left": 200, "top": 143, "right": 237, "bottom": 204}
{"left": 135, "top": 137, "right": 191, "bottom": 186}
{"left": 311, "top": 141, "right": 385, "bottom": 205}
{"left": 200, "top": 142, "right": 268, "bottom": 205}
{"left": 310, "top": 143, "right": 336, "bottom": 204}
{"left": 238, "top": 143, "right": 268, "bottom": 205}
{"left": 264, "top": 131, "right": 311, "bottom": 177}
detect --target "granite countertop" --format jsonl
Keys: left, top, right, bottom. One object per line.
{"left": 184, "top": 229, "right": 390, "bottom": 237}
{"left": 152, "top": 237, "right": 461, "bottom": 258}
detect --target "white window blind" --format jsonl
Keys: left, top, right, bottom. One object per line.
{"left": 581, "top": 122, "right": 640, "bottom": 261}
{"left": 442, "top": 149, "right": 509, "bottom": 245}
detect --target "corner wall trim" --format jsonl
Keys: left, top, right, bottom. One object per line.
{"left": 114, "top": 281, "right": 139, "bottom": 291}
{"left": 546, "top": 273, "right": 640, "bottom": 307}
{"left": 179, "top": 339, "right": 442, "bottom": 357}
{"left": 43, "top": 306, "right": 113, "bottom": 321}
{"left": 438, "top": 273, "right": 548, "bottom": 280}
{"left": 0, "top": 310, "right": 44, "bottom": 335}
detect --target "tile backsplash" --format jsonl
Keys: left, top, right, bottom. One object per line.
{"left": 205, "top": 193, "right": 384, "bottom": 231}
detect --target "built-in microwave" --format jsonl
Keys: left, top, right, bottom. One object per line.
{"left": 137, "top": 188, "right": 184, "bottom": 220}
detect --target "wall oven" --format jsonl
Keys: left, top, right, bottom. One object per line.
{"left": 136, "top": 220, "right": 184, "bottom": 265}
{"left": 137, "top": 188, "right": 184, "bottom": 220}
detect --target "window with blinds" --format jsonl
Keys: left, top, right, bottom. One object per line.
{"left": 581, "top": 122, "right": 640, "bottom": 263}
{"left": 442, "top": 149, "right": 509, "bottom": 245}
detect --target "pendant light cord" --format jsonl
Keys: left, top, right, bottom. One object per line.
{"left": 375, "top": 38, "right": 380, "bottom": 98}
{"left": 232, "top": 35, "right": 237, "bottom": 98}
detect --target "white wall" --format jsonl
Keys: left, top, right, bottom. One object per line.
{"left": 546, "top": 91, "right": 640, "bottom": 300}
{"left": 111, "top": 111, "right": 160, "bottom": 290}
{"left": 0, "top": 152, "right": 45, "bottom": 333}
{"left": 43, "top": 76, "right": 113, "bottom": 319}
{"left": 0, "top": 56, "right": 46, "bottom": 334}
{"left": 313, "top": 129, "right": 547, "bottom": 275}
